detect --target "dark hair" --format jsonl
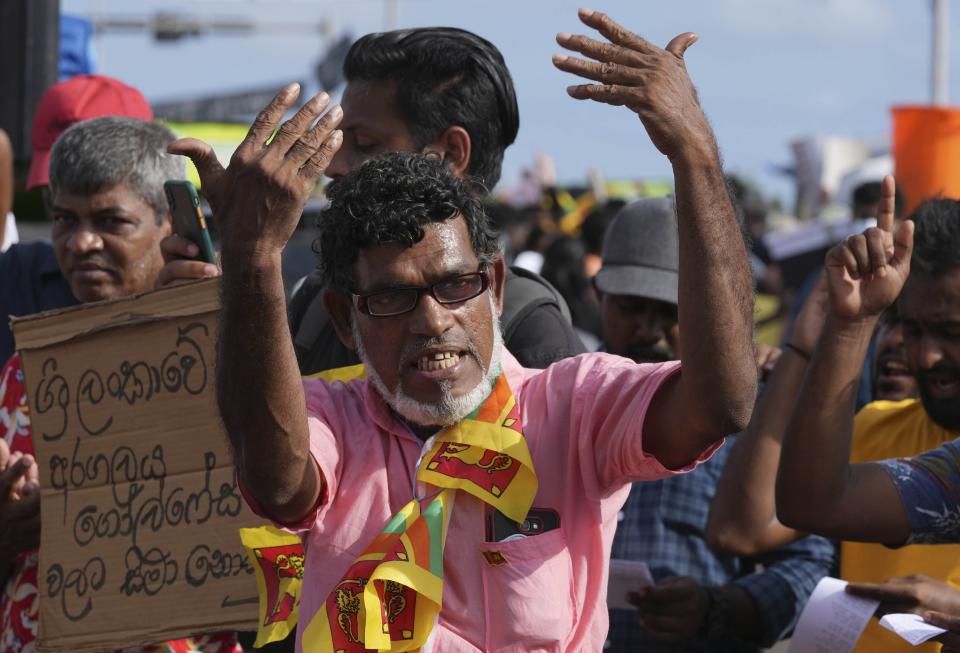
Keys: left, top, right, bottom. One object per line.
{"left": 48, "top": 116, "right": 183, "bottom": 224}
{"left": 581, "top": 200, "right": 625, "bottom": 255}
{"left": 852, "top": 181, "right": 906, "bottom": 218}
{"left": 316, "top": 152, "right": 501, "bottom": 292}
{"left": 344, "top": 27, "right": 519, "bottom": 192}
{"left": 910, "top": 198, "right": 960, "bottom": 276}
{"left": 540, "top": 236, "right": 601, "bottom": 336}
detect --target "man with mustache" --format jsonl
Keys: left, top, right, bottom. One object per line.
{"left": 710, "top": 194, "right": 960, "bottom": 652}
{"left": 597, "top": 200, "right": 833, "bottom": 651}
{"left": 0, "top": 117, "right": 240, "bottom": 652}
{"left": 776, "top": 184, "right": 960, "bottom": 649}
{"left": 175, "top": 9, "right": 758, "bottom": 651}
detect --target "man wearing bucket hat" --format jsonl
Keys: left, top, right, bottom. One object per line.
{"left": 598, "top": 199, "right": 835, "bottom": 652}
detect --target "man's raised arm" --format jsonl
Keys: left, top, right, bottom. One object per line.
{"left": 776, "top": 176, "right": 914, "bottom": 543}
{"left": 553, "top": 9, "right": 756, "bottom": 468}
{"left": 169, "top": 85, "right": 344, "bottom": 523}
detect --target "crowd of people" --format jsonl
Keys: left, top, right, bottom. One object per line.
{"left": 2, "top": 6, "right": 960, "bottom": 653}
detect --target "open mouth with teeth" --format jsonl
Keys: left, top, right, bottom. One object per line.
{"left": 416, "top": 351, "right": 464, "bottom": 372}
{"left": 878, "top": 358, "right": 910, "bottom": 379}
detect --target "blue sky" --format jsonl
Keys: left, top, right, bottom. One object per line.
{"left": 62, "top": 0, "right": 960, "bottom": 205}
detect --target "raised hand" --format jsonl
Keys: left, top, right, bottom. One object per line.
{"left": 167, "top": 84, "right": 343, "bottom": 261}
{"left": 0, "top": 446, "right": 41, "bottom": 585}
{"left": 824, "top": 175, "right": 913, "bottom": 322}
{"left": 553, "top": 8, "right": 714, "bottom": 160}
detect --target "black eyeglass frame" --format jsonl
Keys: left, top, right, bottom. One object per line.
{"left": 351, "top": 268, "right": 491, "bottom": 317}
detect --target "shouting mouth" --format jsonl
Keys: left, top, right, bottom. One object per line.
{"left": 416, "top": 350, "right": 464, "bottom": 372}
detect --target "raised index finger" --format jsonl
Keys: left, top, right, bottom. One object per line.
{"left": 578, "top": 8, "right": 658, "bottom": 55}
{"left": 236, "top": 83, "right": 301, "bottom": 159}
{"left": 877, "top": 175, "right": 897, "bottom": 233}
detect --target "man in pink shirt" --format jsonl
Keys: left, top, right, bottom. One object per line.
{"left": 172, "top": 9, "right": 756, "bottom": 651}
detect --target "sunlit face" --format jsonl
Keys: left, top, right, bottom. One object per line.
{"left": 325, "top": 80, "right": 419, "bottom": 180}
{"left": 899, "top": 269, "right": 960, "bottom": 430}
{"left": 600, "top": 292, "right": 680, "bottom": 363}
{"left": 50, "top": 184, "right": 171, "bottom": 303}
{"left": 872, "top": 308, "right": 918, "bottom": 402}
{"left": 347, "top": 217, "right": 505, "bottom": 427}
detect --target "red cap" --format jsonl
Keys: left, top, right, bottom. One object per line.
{"left": 27, "top": 74, "right": 153, "bottom": 189}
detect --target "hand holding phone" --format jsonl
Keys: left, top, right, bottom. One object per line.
{"left": 164, "top": 180, "right": 217, "bottom": 265}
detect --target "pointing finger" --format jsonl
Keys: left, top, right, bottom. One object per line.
{"left": 864, "top": 227, "right": 890, "bottom": 277}
{"left": 877, "top": 175, "right": 897, "bottom": 233}
{"left": 892, "top": 218, "right": 915, "bottom": 273}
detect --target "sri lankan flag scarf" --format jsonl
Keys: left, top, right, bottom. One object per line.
{"left": 303, "top": 373, "right": 538, "bottom": 652}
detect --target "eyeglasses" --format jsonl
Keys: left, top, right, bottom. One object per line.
{"left": 352, "top": 268, "right": 490, "bottom": 317}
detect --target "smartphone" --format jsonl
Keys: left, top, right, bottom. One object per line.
{"left": 164, "top": 180, "right": 217, "bottom": 265}
{"left": 486, "top": 508, "right": 560, "bottom": 542}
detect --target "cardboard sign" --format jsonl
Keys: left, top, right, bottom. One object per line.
{"left": 12, "top": 278, "right": 263, "bottom": 652}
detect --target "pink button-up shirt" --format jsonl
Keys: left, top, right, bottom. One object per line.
{"left": 251, "top": 349, "right": 716, "bottom": 652}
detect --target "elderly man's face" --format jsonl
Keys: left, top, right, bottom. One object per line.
{"left": 51, "top": 183, "right": 171, "bottom": 303}
{"left": 346, "top": 217, "right": 505, "bottom": 427}
{"left": 601, "top": 293, "right": 680, "bottom": 363}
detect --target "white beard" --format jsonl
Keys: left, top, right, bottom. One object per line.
{"left": 353, "top": 292, "right": 503, "bottom": 427}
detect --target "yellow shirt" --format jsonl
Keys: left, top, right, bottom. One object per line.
{"left": 843, "top": 399, "right": 960, "bottom": 653}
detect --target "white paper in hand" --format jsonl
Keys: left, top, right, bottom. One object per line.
{"left": 607, "top": 559, "right": 654, "bottom": 610}
{"left": 879, "top": 613, "right": 947, "bottom": 646}
{"left": 788, "top": 577, "right": 879, "bottom": 653}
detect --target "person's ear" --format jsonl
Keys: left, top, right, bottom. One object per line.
{"left": 428, "top": 126, "right": 471, "bottom": 180}
{"left": 491, "top": 258, "right": 506, "bottom": 317}
{"left": 323, "top": 289, "right": 358, "bottom": 350}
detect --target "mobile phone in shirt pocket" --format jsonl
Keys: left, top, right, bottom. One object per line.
{"left": 480, "top": 528, "right": 579, "bottom": 652}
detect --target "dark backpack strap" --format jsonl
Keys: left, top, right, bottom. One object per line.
{"left": 500, "top": 266, "right": 573, "bottom": 343}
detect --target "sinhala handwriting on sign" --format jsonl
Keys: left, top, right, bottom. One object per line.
{"left": 47, "top": 544, "right": 253, "bottom": 623}
{"left": 49, "top": 447, "right": 244, "bottom": 547}
{"left": 32, "top": 322, "right": 209, "bottom": 441}
{"left": 34, "top": 320, "right": 254, "bottom": 623}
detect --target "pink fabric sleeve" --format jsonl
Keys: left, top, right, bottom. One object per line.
{"left": 568, "top": 355, "right": 722, "bottom": 494}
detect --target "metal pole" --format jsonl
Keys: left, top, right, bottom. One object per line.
{"left": 932, "top": 0, "right": 949, "bottom": 106}
{"left": 384, "top": 0, "right": 398, "bottom": 30}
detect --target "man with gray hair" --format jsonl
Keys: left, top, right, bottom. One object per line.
{"left": 0, "top": 116, "right": 241, "bottom": 653}
{"left": 597, "top": 199, "right": 835, "bottom": 652}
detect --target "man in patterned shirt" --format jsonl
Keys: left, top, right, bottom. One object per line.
{"left": 597, "top": 199, "right": 834, "bottom": 652}
{"left": 0, "top": 117, "right": 240, "bottom": 653}
{"left": 777, "top": 182, "right": 960, "bottom": 645}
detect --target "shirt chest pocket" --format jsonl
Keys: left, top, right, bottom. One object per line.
{"left": 479, "top": 528, "right": 578, "bottom": 652}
